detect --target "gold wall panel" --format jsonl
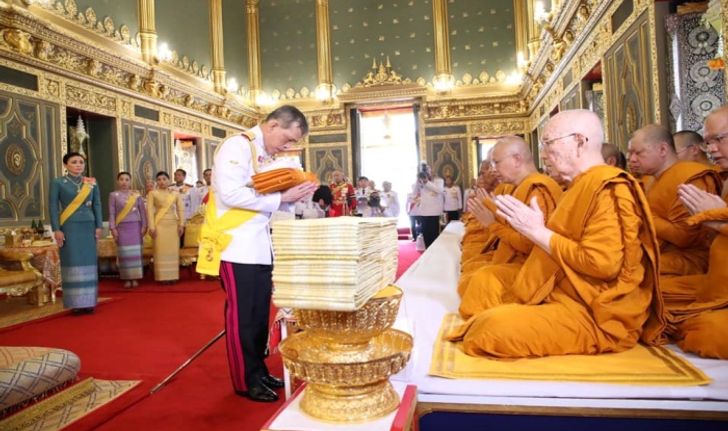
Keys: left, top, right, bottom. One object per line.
{"left": 604, "top": 11, "right": 654, "bottom": 150}
{"left": 559, "top": 83, "right": 583, "bottom": 111}
{"left": 0, "top": 90, "right": 60, "bottom": 225}
{"left": 426, "top": 138, "right": 467, "bottom": 188}
{"left": 309, "top": 146, "right": 349, "bottom": 184}
{"left": 121, "top": 120, "right": 171, "bottom": 192}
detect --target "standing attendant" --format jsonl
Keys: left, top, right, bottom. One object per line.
{"left": 202, "top": 105, "right": 316, "bottom": 402}
{"left": 443, "top": 176, "right": 462, "bottom": 222}
{"left": 146, "top": 171, "right": 184, "bottom": 283}
{"left": 108, "top": 172, "right": 147, "bottom": 288}
{"left": 49, "top": 152, "right": 103, "bottom": 314}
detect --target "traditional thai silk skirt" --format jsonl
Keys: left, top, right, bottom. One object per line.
{"left": 153, "top": 217, "right": 179, "bottom": 281}
{"left": 59, "top": 220, "right": 98, "bottom": 309}
{"left": 116, "top": 220, "right": 144, "bottom": 280}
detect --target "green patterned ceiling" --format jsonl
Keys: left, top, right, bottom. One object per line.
{"left": 41, "top": 0, "right": 521, "bottom": 94}
{"left": 448, "top": 0, "right": 517, "bottom": 85}
{"left": 330, "top": 0, "right": 435, "bottom": 90}
{"left": 157, "top": 0, "right": 211, "bottom": 78}
{"left": 259, "top": 0, "right": 318, "bottom": 98}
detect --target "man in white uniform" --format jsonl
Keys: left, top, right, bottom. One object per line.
{"left": 213, "top": 105, "right": 316, "bottom": 402}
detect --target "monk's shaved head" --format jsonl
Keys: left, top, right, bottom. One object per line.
{"left": 545, "top": 110, "right": 604, "bottom": 152}
{"left": 602, "top": 143, "right": 626, "bottom": 169}
{"left": 478, "top": 146, "right": 500, "bottom": 191}
{"left": 630, "top": 124, "right": 676, "bottom": 153}
{"left": 492, "top": 135, "right": 537, "bottom": 184}
{"left": 541, "top": 109, "right": 606, "bottom": 181}
{"left": 628, "top": 124, "right": 678, "bottom": 177}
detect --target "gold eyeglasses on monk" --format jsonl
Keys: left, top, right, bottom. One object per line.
{"left": 538, "top": 133, "right": 588, "bottom": 152}
{"left": 701, "top": 131, "right": 728, "bottom": 151}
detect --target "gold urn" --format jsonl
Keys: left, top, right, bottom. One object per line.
{"left": 279, "top": 285, "right": 412, "bottom": 422}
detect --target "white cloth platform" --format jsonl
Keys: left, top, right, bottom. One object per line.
{"left": 392, "top": 222, "right": 728, "bottom": 413}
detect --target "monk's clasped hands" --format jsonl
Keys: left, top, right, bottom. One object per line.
{"left": 678, "top": 183, "right": 726, "bottom": 215}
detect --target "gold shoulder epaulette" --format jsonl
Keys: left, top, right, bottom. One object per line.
{"left": 241, "top": 130, "right": 256, "bottom": 141}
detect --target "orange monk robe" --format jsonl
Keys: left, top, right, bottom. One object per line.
{"left": 663, "top": 202, "right": 728, "bottom": 359}
{"left": 449, "top": 166, "right": 665, "bottom": 358}
{"left": 457, "top": 173, "right": 562, "bottom": 298}
{"left": 460, "top": 183, "right": 514, "bottom": 264}
{"left": 646, "top": 161, "right": 721, "bottom": 276}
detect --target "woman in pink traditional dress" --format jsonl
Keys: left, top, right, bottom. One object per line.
{"left": 108, "top": 172, "right": 147, "bottom": 288}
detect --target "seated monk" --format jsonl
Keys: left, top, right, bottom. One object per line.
{"left": 447, "top": 109, "right": 665, "bottom": 358}
{"left": 663, "top": 105, "right": 728, "bottom": 359}
{"left": 458, "top": 136, "right": 562, "bottom": 300}
{"left": 627, "top": 124, "right": 721, "bottom": 276}
{"left": 460, "top": 155, "right": 511, "bottom": 264}
{"left": 601, "top": 142, "right": 627, "bottom": 170}
{"left": 673, "top": 130, "right": 713, "bottom": 166}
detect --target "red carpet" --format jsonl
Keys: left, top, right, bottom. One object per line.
{"left": 0, "top": 241, "right": 420, "bottom": 431}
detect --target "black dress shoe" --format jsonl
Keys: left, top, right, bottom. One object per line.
{"left": 236, "top": 384, "right": 279, "bottom": 402}
{"left": 260, "top": 374, "right": 284, "bottom": 389}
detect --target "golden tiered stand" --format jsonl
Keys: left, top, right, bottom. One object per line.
{"left": 278, "top": 285, "right": 412, "bottom": 423}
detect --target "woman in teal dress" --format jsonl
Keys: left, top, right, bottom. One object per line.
{"left": 49, "top": 152, "right": 103, "bottom": 313}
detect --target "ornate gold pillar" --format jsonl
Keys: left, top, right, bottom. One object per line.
{"left": 137, "top": 0, "right": 157, "bottom": 64}
{"left": 432, "top": 0, "right": 453, "bottom": 90}
{"left": 315, "top": 0, "right": 334, "bottom": 101}
{"left": 246, "top": 0, "right": 262, "bottom": 104}
{"left": 209, "top": 0, "right": 226, "bottom": 94}
{"left": 526, "top": 0, "right": 540, "bottom": 59}
{"left": 514, "top": 0, "right": 528, "bottom": 62}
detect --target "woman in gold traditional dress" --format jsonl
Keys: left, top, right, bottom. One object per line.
{"left": 146, "top": 171, "right": 184, "bottom": 283}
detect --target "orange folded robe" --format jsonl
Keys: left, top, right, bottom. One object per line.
{"left": 663, "top": 202, "right": 728, "bottom": 359}
{"left": 646, "top": 161, "right": 721, "bottom": 276}
{"left": 460, "top": 183, "right": 514, "bottom": 264}
{"left": 458, "top": 173, "right": 562, "bottom": 298}
{"left": 449, "top": 166, "right": 665, "bottom": 358}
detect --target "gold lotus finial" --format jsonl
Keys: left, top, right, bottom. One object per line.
{"left": 357, "top": 55, "right": 410, "bottom": 87}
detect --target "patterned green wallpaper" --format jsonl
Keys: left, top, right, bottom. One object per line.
{"left": 222, "top": 0, "right": 248, "bottom": 94}
{"left": 157, "top": 0, "right": 211, "bottom": 79}
{"left": 73, "top": 0, "right": 138, "bottom": 43}
{"left": 259, "top": 0, "right": 317, "bottom": 98}
{"left": 448, "top": 0, "right": 517, "bottom": 85}
{"left": 330, "top": 0, "right": 435, "bottom": 90}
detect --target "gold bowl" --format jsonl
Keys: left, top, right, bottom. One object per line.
{"left": 293, "top": 285, "right": 402, "bottom": 346}
{"left": 280, "top": 328, "right": 412, "bottom": 422}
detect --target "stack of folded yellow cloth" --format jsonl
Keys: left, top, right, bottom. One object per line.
{"left": 251, "top": 168, "right": 318, "bottom": 194}
{"left": 271, "top": 217, "right": 399, "bottom": 311}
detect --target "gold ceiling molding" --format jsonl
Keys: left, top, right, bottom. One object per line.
{"left": 521, "top": 0, "right": 657, "bottom": 131}
{"left": 424, "top": 98, "right": 527, "bottom": 122}
{"left": 31, "top": 0, "right": 213, "bottom": 82}
{"left": 308, "top": 111, "right": 346, "bottom": 131}
{"left": 0, "top": 4, "right": 258, "bottom": 128}
{"left": 33, "top": 0, "right": 138, "bottom": 48}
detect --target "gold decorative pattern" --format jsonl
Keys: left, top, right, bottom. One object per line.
{"left": 469, "top": 119, "right": 529, "bottom": 136}
{"left": 5, "top": 143, "right": 26, "bottom": 176}
{"left": 65, "top": 84, "right": 116, "bottom": 114}
{"left": 31, "top": 0, "right": 137, "bottom": 48}
{"left": 309, "top": 112, "right": 345, "bottom": 130}
{"left": 0, "top": 5, "right": 257, "bottom": 128}
{"left": 425, "top": 99, "right": 526, "bottom": 121}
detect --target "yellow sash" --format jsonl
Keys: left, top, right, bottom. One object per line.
{"left": 115, "top": 192, "right": 140, "bottom": 225}
{"left": 60, "top": 183, "right": 92, "bottom": 226}
{"left": 154, "top": 192, "right": 179, "bottom": 226}
{"left": 196, "top": 191, "right": 258, "bottom": 276}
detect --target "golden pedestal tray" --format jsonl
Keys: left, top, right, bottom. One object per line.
{"left": 279, "top": 285, "right": 412, "bottom": 423}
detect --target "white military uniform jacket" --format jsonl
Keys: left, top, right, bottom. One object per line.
{"left": 443, "top": 185, "right": 462, "bottom": 211}
{"left": 212, "top": 125, "right": 286, "bottom": 265}
{"left": 413, "top": 177, "right": 444, "bottom": 216}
